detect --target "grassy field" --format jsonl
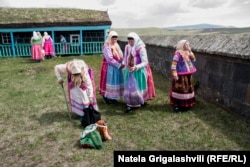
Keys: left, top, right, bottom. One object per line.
{"left": 0, "top": 56, "right": 249, "bottom": 167}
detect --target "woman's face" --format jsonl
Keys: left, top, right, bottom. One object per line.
{"left": 127, "top": 37, "right": 135, "bottom": 46}
{"left": 183, "top": 41, "right": 190, "bottom": 50}
{"left": 111, "top": 35, "right": 118, "bottom": 44}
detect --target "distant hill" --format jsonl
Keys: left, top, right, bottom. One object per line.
{"left": 165, "top": 23, "right": 235, "bottom": 29}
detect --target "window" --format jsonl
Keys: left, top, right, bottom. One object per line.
{"left": 70, "top": 34, "right": 80, "bottom": 46}
{"left": 82, "top": 30, "right": 104, "bottom": 42}
{"left": 14, "top": 32, "right": 32, "bottom": 44}
{"left": 1, "top": 33, "right": 11, "bottom": 44}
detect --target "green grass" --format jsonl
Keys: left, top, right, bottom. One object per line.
{"left": 0, "top": 8, "right": 109, "bottom": 24}
{"left": 0, "top": 56, "right": 249, "bottom": 167}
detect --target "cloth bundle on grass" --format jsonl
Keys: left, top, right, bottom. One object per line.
{"left": 80, "top": 124, "right": 103, "bottom": 149}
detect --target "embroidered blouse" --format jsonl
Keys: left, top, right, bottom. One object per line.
{"left": 171, "top": 51, "right": 196, "bottom": 76}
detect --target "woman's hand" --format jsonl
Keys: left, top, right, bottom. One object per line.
{"left": 120, "top": 64, "right": 125, "bottom": 69}
{"left": 129, "top": 66, "right": 137, "bottom": 72}
{"left": 89, "top": 97, "right": 93, "bottom": 105}
{"left": 173, "top": 75, "right": 179, "bottom": 81}
{"left": 58, "top": 79, "right": 64, "bottom": 85}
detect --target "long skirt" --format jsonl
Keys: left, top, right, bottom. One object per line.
{"left": 99, "top": 60, "right": 108, "bottom": 96}
{"left": 31, "top": 44, "right": 42, "bottom": 60}
{"left": 169, "top": 74, "right": 195, "bottom": 107}
{"left": 44, "top": 41, "right": 54, "bottom": 56}
{"left": 124, "top": 68, "right": 147, "bottom": 107}
{"left": 104, "top": 64, "right": 124, "bottom": 100}
{"left": 68, "top": 68, "right": 98, "bottom": 116}
{"left": 99, "top": 60, "right": 124, "bottom": 100}
{"left": 146, "top": 65, "right": 156, "bottom": 100}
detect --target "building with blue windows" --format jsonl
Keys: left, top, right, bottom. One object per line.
{"left": 0, "top": 8, "right": 111, "bottom": 57}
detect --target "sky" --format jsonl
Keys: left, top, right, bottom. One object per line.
{"left": 1, "top": 0, "right": 250, "bottom": 28}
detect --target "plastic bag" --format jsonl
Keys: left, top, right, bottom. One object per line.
{"left": 123, "top": 73, "right": 144, "bottom": 106}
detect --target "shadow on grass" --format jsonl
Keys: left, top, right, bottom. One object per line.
{"left": 32, "top": 111, "right": 82, "bottom": 127}
{"left": 100, "top": 100, "right": 174, "bottom": 117}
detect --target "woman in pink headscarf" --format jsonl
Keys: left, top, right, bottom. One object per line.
{"left": 99, "top": 31, "right": 124, "bottom": 104}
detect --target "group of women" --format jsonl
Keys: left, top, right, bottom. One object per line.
{"left": 54, "top": 31, "right": 197, "bottom": 118}
{"left": 99, "top": 31, "right": 156, "bottom": 113}
{"left": 31, "top": 31, "right": 55, "bottom": 62}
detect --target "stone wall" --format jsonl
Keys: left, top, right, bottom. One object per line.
{"left": 118, "top": 34, "right": 250, "bottom": 121}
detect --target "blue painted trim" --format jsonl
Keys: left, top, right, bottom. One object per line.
{"left": 104, "top": 29, "right": 108, "bottom": 41}
{"left": 10, "top": 32, "right": 16, "bottom": 57}
{"left": 51, "top": 31, "right": 55, "bottom": 41}
{"left": 80, "top": 30, "right": 83, "bottom": 55}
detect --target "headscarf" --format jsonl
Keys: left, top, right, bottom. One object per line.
{"left": 43, "top": 32, "right": 50, "bottom": 40}
{"left": 127, "top": 32, "right": 145, "bottom": 57}
{"left": 176, "top": 40, "right": 188, "bottom": 51}
{"left": 37, "top": 32, "right": 42, "bottom": 39}
{"left": 32, "top": 31, "right": 39, "bottom": 40}
{"left": 67, "top": 59, "right": 86, "bottom": 87}
{"left": 176, "top": 39, "right": 189, "bottom": 56}
{"left": 68, "top": 61, "right": 81, "bottom": 74}
{"left": 105, "top": 30, "right": 118, "bottom": 43}
{"left": 105, "top": 30, "right": 123, "bottom": 59}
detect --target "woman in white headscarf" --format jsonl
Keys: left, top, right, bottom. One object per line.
{"left": 170, "top": 39, "right": 197, "bottom": 111}
{"left": 99, "top": 30, "right": 124, "bottom": 104}
{"left": 30, "top": 31, "right": 43, "bottom": 62}
{"left": 55, "top": 59, "right": 99, "bottom": 117}
{"left": 123, "top": 32, "right": 156, "bottom": 113}
{"left": 42, "top": 32, "right": 55, "bottom": 59}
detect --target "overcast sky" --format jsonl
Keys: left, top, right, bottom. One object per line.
{"left": 1, "top": 0, "right": 250, "bottom": 28}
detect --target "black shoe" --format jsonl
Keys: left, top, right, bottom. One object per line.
{"left": 173, "top": 105, "right": 179, "bottom": 112}
{"left": 109, "top": 99, "right": 118, "bottom": 104}
{"left": 124, "top": 107, "right": 133, "bottom": 113}
{"left": 102, "top": 96, "right": 110, "bottom": 104}
{"left": 180, "top": 106, "right": 190, "bottom": 112}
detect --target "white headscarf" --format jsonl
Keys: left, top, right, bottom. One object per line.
{"left": 67, "top": 59, "right": 87, "bottom": 74}
{"left": 176, "top": 40, "right": 188, "bottom": 51}
{"left": 105, "top": 30, "right": 118, "bottom": 43}
{"left": 43, "top": 32, "right": 51, "bottom": 40}
{"left": 32, "top": 31, "right": 39, "bottom": 40}
{"left": 176, "top": 39, "right": 189, "bottom": 56}
{"left": 105, "top": 30, "right": 123, "bottom": 59}
{"left": 127, "top": 32, "right": 145, "bottom": 57}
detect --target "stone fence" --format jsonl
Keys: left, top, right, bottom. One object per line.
{"left": 118, "top": 34, "right": 250, "bottom": 121}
